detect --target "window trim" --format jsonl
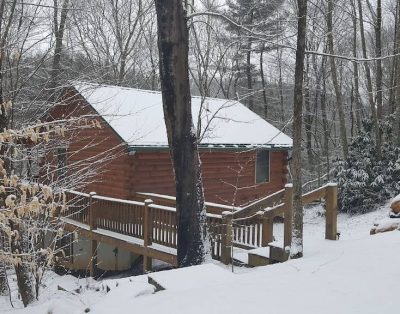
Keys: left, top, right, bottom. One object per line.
{"left": 57, "top": 146, "right": 68, "bottom": 179}
{"left": 255, "top": 149, "right": 270, "bottom": 184}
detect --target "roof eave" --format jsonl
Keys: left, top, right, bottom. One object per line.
{"left": 128, "top": 144, "right": 292, "bottom": 153}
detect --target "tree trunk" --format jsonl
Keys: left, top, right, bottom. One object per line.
{"left": 351, "top": 0, "right": 363, "bottom": 133}
{"left": 304, "top": 56, "right": 313, "bottom": 170}
{"left": 389, "top": 1, "right": 399, "bottom": 115}
{"left": 118, "top": 54, "right": 127, "bottom": 85}
{"left": 244, "top": 10, "right": 254, "bottom": 110}
{"left": 246, "top": 34, "right": 254, "bottom": 110}
{"left": 320, "top": 56, "right": 330, "bottom": 180}
{"left": 326, "top": 0, "right": 349, "bottom": 159}
{"left": 357, "top": 0, "right": 382, "bottom": 158}
{"left": 0, "top": 231, "right": 6, "bottom": 295}
{"left": 278, "top": 49, "right": 285, "bottom": 122}
{"left": 291, "top": 0, "right": 308, "bottom": 259}
{"left": 395, "top": 0, "right": 400, "bottom": 145}
{"left": 0, "top": 0, "right": 33, "bottom": 304}
{"left": 259, "top": 44, "right": 268, "bottom": 118}
{"left": 49, "top": 0, "right": 70, "bottom": 100}
{"left": 233, "top": 58, "right": 240, "bottom": 99}
{"left": 375, "top": 0, "right": 383, "bottom": 121}
{"left": 0, "top": 0, "right": 17, "bottom": 128}
{"left": 350, "top": 85, "right": 355, "bottom": 137}
{"left": 9, "top": 221, "right": 34, "bottom": 307}
{"left": 154, "top": 0, "right": 210, "bottom": 267}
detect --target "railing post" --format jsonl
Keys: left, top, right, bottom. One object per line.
{"left": 325, "top": 183, "right": 338, "bottom": 240}
{"left": 261, "top": 214, "right": 273, "bottom": 246}
{"left": 89, "top": 192, "right": 97, "bottom": 230}
{"left": 283, "top": 184, "right": 293, "bottom": 249}
{"left": 88, "top": 192, "right": 97, "bottom": 277}
{"left": 143, "top": 199, "right": 153, "bottom": 272}
{"left": 221, "top": 211, "right": 233, "bottom": 265}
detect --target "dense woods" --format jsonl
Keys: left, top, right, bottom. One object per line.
{"left": 1, "top": 13, "right": 397, "bottom": 191}
{"left": 0, "top": 0, "right": 399, "bottom": 307}
{"left": 0, "top": 0, "right": 396, "bottom": 208}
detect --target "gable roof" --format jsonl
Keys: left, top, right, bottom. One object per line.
{"left": 73, "top": 82, "right": 292, "bottom": 149}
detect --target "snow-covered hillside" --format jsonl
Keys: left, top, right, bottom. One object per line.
{"left": 1, "top": 204, "right": 398, "bottom": 314}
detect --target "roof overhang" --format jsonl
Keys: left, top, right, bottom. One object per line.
{"left": 128, "top": 144, "right": 292, "bottom": 153}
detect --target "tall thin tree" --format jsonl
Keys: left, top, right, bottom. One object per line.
{"left": 326, "top": 0, "right": 348, "bottom": 159}
{"left": 357, "top": 0, "right": 382, "bottom": 159}
{"left": 154, "top": 0, "right": 210, "bottom": 267}
{"left": 49, "top": 0, "right": 70, "bottom": 99}
{"left": 291, "top": 0, "right": 308, "bottom": 258}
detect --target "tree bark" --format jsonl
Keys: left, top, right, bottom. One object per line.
{"left": 357, "top": 0, "right": 382, "bottom": 158}
{"left": 395, "top": 0, "right": 400, "bottom": 145}
{"left": 246, "top": 19, "right": 254, "bottom": 110}
{"left": 49, "top": 0, "right": 70, "bottom": 100}
{"left": 320, "top": 56, "right": 330, "bottom": 180}
{"left": 0, "top": 0, "right": 33, "bottom": 304}
{"left": 9, "top": 221, "right": 34, "bottom": 307}
{"left": 278, "top": 49, "right": 285, "bottom": 122}
{"left": 375, "top": 0, "right": 383, "bottom": 121}
{"left": 0, "top": 0, "right": 17, "bottom": 128}
{"left": 154, "top": 0, "right": 209, "bottom": 267}
{"left": 326, "top": 0, "right": 348, "bottom": 159}
{"left": 291, "top": 0, "right": 308, "bottom": 259}
{"left": 304, "top": 55, "right": 313, "bottom": 170}
{"left": 0, "top": 231, "right": 6, "bottom": 295}
{"left": 259, "top": 44, "right": 268, "bottom": 118}
{"left": 389, "top": 1, "right": 399, "bottom": 115}
{"left": 350, "top": 0, "right": 363, "bottom": 133}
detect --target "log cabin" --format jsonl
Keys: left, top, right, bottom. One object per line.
{"left": 47, "top": 82, "right": 292, "bottom": 207}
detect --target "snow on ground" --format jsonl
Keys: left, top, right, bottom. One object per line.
{"left": 1, "top": 203, "right": 398, "bottom": 314}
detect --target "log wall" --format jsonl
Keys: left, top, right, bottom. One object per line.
{"left": 47, "top": 88, "right": 289, "bottom": 206}
{"left": 131, "top": 150, "right": 288, "bottom": 206}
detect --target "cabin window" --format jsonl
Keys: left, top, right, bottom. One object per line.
{"left": 255, "top": 150, "right": 270, "bottom": 184}
{"left": 57, "top": 147, "right": 67, "bottom": 179}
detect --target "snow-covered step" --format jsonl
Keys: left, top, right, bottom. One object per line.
{"left": 269, "top": 245, "right": 289, "bottom": 262}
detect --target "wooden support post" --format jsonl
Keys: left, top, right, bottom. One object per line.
{"left": 143, "top": 199, "right": 153, "bottom": 272}
{"left": 261, "top": 214, "right": 273, "bottom": 246}
{"left": 325, "top": 183, "right": 338, "bottom": 240}
{"left": 221, "top": 211, "right": 233, "bottom": 265}
{"left": 283, "top": 184, "right": 293, "bottom": 249}
{"left": 89, "top": 192, "right": 97, "bottom": 277}
{"left": 89, "top": 192, "right": 97, "bottom": 231}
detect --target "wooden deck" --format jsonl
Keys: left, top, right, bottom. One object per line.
{"left": 62, "top": 183, "right": 338, "bottom": 273}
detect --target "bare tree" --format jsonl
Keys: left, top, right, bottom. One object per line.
{"left": 326, "top": 0, "right": 348, "bottom": 159}
{"left": 350, "top": 0, "right": 363, "bottom": 133}
{"left": 291, "top": 0, "right": 308, "bottom": 258}
{"left": 70, "top": 0, "right": 153, "bottom": 87}
{"left": 154, "top": 0, "right": 209, "bottom": 267}
{"left": 395, "top": 0, "right": 400, "bottom": 145}
{"left": 49, "top": 0, "right": 70, "bottom": 99}
{"left": 357, "top": 0, "right": 382, "bottom": 158}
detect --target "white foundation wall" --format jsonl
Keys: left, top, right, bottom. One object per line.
{"left": 71, "top": 237, "right": 139, "bottom": 271}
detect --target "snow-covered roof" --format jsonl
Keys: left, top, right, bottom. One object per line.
{"left": 73, "top": 82, "right": 292, "bottom": 149}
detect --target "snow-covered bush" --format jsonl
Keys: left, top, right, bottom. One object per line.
{"left": 333, "top": 119, "right": 400, "bottom": 214}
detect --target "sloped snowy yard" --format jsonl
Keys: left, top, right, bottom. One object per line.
{"left": 1, "top": 204, "right": 398, "bottom": 314}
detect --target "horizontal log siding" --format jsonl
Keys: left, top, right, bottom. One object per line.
{"left": 131, "top": 150, "right": 288, "bottom": 206}
{"left": 68, "top": 123, "right": 131, "bottom": 199}
{"left": 49, "top": 88, "right": 288, "bottom": 205}
{"left": 47, "top": 92, "right": 132, "bottom": 199}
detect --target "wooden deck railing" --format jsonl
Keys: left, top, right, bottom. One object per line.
{"left": 135, "top": 192, "right": 241, "bottom": 215}
{"left": 220, "top": 183, "right": 338, "bottom": 264}
{"left": 63, "top": 183, "right": 338, "bottom": 270}
{"left": 64, "top": 190, "right": 227, "bottom": 269}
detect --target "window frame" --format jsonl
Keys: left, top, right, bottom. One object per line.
{"left": 255, "top": 149, "right": 270, "bottom": 184}
{"left": 57, "top": 146, "right": 68, "bottom": 180}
